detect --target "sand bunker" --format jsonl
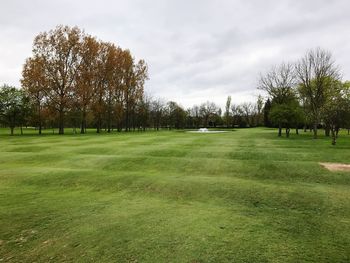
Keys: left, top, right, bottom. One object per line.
{"left": 319, "top": 162, "right": 350, "bottom": 172}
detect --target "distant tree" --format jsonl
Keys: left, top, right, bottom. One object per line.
{"left": 150, "top": 98, "right": 164, "bottom": 130}
{"left": 21, "top": 25, "right": 151, "bottom": 135}
{"left": 75, "top": 35, "right": 100, "bottom": 134}
{"left": 269, "top": 96, "right": 304, "bottom": 137}
{"left": 0, "top": 85, "right": 26, "bottom": 135}
{"left": 123, "top": 51, "right": 148, "bottom": 131}
{"left": 241, "top": 102, "right": 254, "bottom": 127}
{"left": 295, "top": 48, "right": 341, "bottom": 139}
{"left": 263, "top": 98, "right": 272, "bottom": 127}
{"left": 343, "top": 81, "right": 350, "bottom": 135}
{"left": 323, "top": 81, "right": 350, "bottom": 145}
{"left": 258, "top": 62, "right": 296, "bottom": 136}
{"left": 199, "top": 101, "right": 219, "bottom": 127}
{"left": 213, "top": 108, "right": 223, "bottom": 127}
{"left": 191, "top": 105, "right": 201, "bottom": 129}
{"left": 165, "top": 101, "right": 186, "bottom": 129}
{"left": 136, "top": 94, "right": 151, "bottom": 131}
{"left": 231, "top": 104, "right": 244, "bottom": 127}
{"left": 21, "top": 57, "right": 47, "bottom": 134}
{"left": 104, "top": 44, "right": 123, "bottom": 133}
{"left": 93, "top": 41, "right": 109, "bottom": 133}
{"left": 224, "top": 96, "right": 231, "bottom": 128}
{"left": 30, "top": 25, "right": 84, "bottom": 134}
{"left": 18, "top": 95, "right": 31, "bottom": 135}
{"left": 256, "top": 95, "right": 264, "bottom": 126}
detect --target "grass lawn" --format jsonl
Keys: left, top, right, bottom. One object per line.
{"left": 0, "top": 128, "right": 350, "bottom": 262}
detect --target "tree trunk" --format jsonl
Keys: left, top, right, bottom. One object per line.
{"left": 107, "top": 107, "right": 111, "bottom": 133}
{"left": 325, "top": 126, "right": 330, "bottom": 137}
{"left": 96, "top": 114, "right": 101, "bottom": 133}
{"left": 296, "top": 128, "right": 299, "bottom": 135}
{"left": 286, "top": 128, "right": 290, "bottom": 138}
{"left": 10, "top": 127, "right": 14, "bottom": 136}
{"left": 278, "top": 123, "right": 282, "bottom": 137}
{"left": 125, "top": 98, "right": 130, "bottom": 132}
{"left": 38, "top": 107, "right": 42, "bottom": 135}
{"left": 96, "top": 90, "right": 103, "bottom": 133}
{"left": 335, "top": 127, "right": 339, "bottom": 138}
{"left": 80, "top": 121, "right": 84, "bottom": 134}
{"left": 313, "top": 122, "right": 317, "bottom": 139}
{"left": 331, "top": 126, "right": 336, "bottom": 145}
{"left": 58, "top": 110, "right": 64, "bottom": 134}
{"left": 81, "top": 108, "right": 86, "bottom": 134}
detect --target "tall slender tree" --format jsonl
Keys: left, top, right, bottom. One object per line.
{"left": 30, "top": 25, "right": 84, "bottom": 134}
{"left": 224, "top": 96, "right": 231, "bottom": 128}
{"left": 123, "top": 50, "right": 148, "bottom": 131}
{"left": 75, "top": 35, "right": 100, "bottom": 134}
{"left": 21, "top": 57, "right": 47, "bottom": 134}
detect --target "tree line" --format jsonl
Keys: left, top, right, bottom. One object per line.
{"left": 0, "top": 82, "right": 265, "bottom": 135}
{"left": 18, "top": 25, "right": 148, "bottom": 135}
{"left": 1, "top": 25, "right": 349, "bottom": 145}
{"left": 0, "top": 25, "right": 266, "bottom": 135}
{"left": 259, "top": 47, "right": 350, "bottom": 145}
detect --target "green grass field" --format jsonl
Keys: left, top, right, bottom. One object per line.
{"left": 0, "top": 128, "right": 350, "bottom": 262}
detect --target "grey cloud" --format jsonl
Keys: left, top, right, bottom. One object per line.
{"left": 1, "top": 0, "right": 350, "bottom": 109}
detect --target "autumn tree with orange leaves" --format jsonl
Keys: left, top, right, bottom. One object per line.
{"left": 21, "top": 25, "right": 148, "bottom": 134}
{"left": 75, "top": 35, "right": 100, "bottom": 134}
{"left": 29, "top": 26, "right": 83, "bottom": 134}
{"left": 21, "top": 57, "right": 47, "bottom": 134}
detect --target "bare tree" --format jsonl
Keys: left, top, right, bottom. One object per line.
{"left": 258, "top": 62, "right": 296, "bottom": 104}
{"left": 191, "top": 105, "right": 201, "bottom": 129}
{"left": 258, "top": 62, "right": 296, "bottom": 136}
{"left": 150, "top": 98, "right": 165, "bottom": 130}
{"left": 241, "top": 102, "right": 254, "bottom": 127}
{"left": 199, "top": 101, "right": 219, "bottom": 127}
{"left": 231, "top": 104, "right": 242, "bottom": 127}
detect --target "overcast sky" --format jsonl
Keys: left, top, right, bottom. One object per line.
{"left": 1, "top": 0, "right": 350, "bottom": 108}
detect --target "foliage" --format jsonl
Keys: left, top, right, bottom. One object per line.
{"left": 322, "top": 81, "right": 350, "bottom": 144}
{"left": 0, "top": 85, "right": 28, "bottom": 135}
{"left": 259, "top": 48, "right": 349, "bottom": 144}
{"left": 21, "top": 25, "right": 148, "bottom": 134}
{"left": 295, "top": 48, "right": 341, "bottom": 138}
{"left": 269, "top": 97, "right": 304, "bottom": 137}
{"left": 263, "top": 98, "right": 272, "bottom": 127}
